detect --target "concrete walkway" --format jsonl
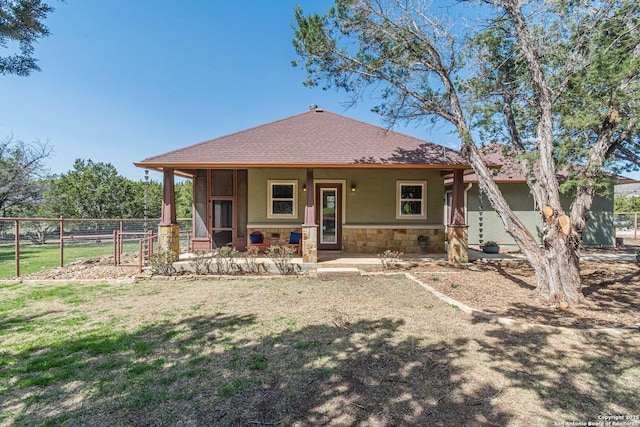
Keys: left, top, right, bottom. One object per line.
{"left": 317, "top": 250, "right": 638, "bottom": 267}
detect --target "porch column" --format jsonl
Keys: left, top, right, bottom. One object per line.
{"left": 448, "top": 169, "right": 469, "bottom": 265}
{"left": 302, "top": 169, "right": 317, "bottom": 264}
{"left": 158, "top": 168, "right": 180, "bottom": 259}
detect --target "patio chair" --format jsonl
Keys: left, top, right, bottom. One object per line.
{"left": 249, "top": 231, "right": 268, "bottom": 251}
{"left": 285, "top": 229, "right": 302, "bottom": 255}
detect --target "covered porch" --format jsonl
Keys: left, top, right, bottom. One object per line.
{"left": 135, "top": 108, "right": 472, "bottom": 266}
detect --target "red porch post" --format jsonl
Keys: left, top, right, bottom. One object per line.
{"left": 302, "top": 169, "right": 318, "bottom": 264}
{"left": 160, "top": 168, "right": 177, "bottom": 225}
{"left": 158, "top": 168, "right": 180, "bottom": 259}
{"left": 448, "top": 169, "right": 469, "bottom": 264}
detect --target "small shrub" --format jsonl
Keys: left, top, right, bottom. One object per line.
{"left": 484, "top": 240, "right": 498, "bottom": 247}
{"left": 241, "top": 246, "right": 264, "bottom": 274}
{"left": 150, "top": 251, "right": 177, "bottom": 276}
{"left": 214, "top": 246, "right": 240, "bottom": 275}
{"left": 378, "top": 249, "right": 403, "bottom": 271}
{"left": 190, "top": 251, "right": 214, "bottom": 275}
{"left": 267, "top": 245, "right": 300, "bottom": 275}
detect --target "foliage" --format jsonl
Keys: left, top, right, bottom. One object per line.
{"left": 377, "top": 249, "right": 403, "bottom": 271}
{"left": 150, "top": 250, "right": 177, "bottom": 276}
{"left": 126, "top": 179, "right": 162, "bottom": 219}
{"left": 417, "top": 235, "right": 429, "bottom": 243}
{"left": 175, "top": 181, "right": 192, "bottom": 219}
{"left": 0, "top": 136, "right": 52, "bottom": 216}
{"left": 292, "top": 0, "right": 640, "bottom": 306}
{"left": 615, "top": 196, "right": 640, "bottom": 213}
{"left": 214, "top": 246, "right": 240, "bottom": 275}
{"left": 241, "top": 246, "right": 264, "bottom": 274}
{"left": 0, "top": 0, "right": 53, "bottom": 76}
{"left": 40, "top": 159, "right": 162, "bottom": 219}
{"left": 483, "top": 241, "right": 498, "bottom": 247}
{"left": 189, "top": 251, "right": 214, "bottom": 275}
{"left": 266, "top": 245, "right": 300, "bottom": 275}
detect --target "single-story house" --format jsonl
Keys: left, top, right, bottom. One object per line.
{"left": 135, "top": 107, "right": 475, "bottom": 264}
{"left": 448, "top": 143, "right": 632, "bottom": 249}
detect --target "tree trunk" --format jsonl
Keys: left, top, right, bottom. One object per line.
{"left": 543, "top": 237, "right": 584, "bottom": 307}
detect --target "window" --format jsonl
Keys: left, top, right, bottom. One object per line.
{"left": 268, "top": 180, "right": 297, "bottom": 218}
{"left": 397, "top": 181, "right": 427, "bottom": 219}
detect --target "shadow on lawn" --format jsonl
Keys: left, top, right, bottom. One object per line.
{"left": 471, "top": 313, "right": 640, "bottom": 420}
{"left": 4, "top": 313, "right": 513, "bottom": 426}
{"left": 6, "top": 306, "right": 638, "bottom": 426}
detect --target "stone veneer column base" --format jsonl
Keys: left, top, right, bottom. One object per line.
{"left": 302, "top": 226, "right": 318, "bottom": 264}
{"left": 447, "top": 225, "right": 469, "bottom": 265}
{"left": 158, "top": 224, "right": 180, "bottom": 259}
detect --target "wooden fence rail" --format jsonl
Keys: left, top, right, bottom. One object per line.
{"left": 0, "top": 217, "right": 190, "bottom": 277}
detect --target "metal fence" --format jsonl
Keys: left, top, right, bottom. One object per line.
{"left": 614, "top": 212, "right": 639, "bottom": 240}
{"left": 0, "top": 217, "right": 191, "bottom": 278}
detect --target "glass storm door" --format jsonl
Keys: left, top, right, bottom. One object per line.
{"left": 317, "top": 184, "right": 342, "bottom": 250}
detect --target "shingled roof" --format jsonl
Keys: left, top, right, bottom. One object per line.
{"left": 135, "top": 108, "right": 469, "bottom": 173}
{"left": 463, "top": 143, "right": 635, "bottom": 184}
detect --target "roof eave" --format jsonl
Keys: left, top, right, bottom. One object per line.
{"left": 134, "top": 161, "right": 472, "bottom": 171}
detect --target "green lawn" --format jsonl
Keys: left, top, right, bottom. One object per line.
{"left": 0, "top": 241, "right": 140, "bottom": 278}
{"left": 1, "top": 277, "right": 639, "bottom": 426}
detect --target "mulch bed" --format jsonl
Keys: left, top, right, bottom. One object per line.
{"left": 409, "top": 258, "right": 640, "bottom": 329}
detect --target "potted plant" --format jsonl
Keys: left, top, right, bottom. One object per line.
{"left": 482, "top": 241, "right": 500, "bottom": 254}
{"left": 417, "top": 235, "right": 429, "bottom": 253}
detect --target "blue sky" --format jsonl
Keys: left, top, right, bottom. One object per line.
{"left": 0, "top": 0, "right": 456, "bottom": 182}
{"left": 1, "top": 1, "right": 637, "bottom": 182}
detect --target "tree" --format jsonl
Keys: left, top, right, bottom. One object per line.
{"left": 0, "top": 135, "right": 52, "bottom": 216}
{"left": 0, "top": 0, "right": 54, "bottom": 76}
{"left": 41, "top": 159, "right": 137, "bottom": 218}
{"left": 293, "top": 0, "right": 640, "bottom": 306}
{"left": 175, "top": 181, "right": 192, "bottom": 219}
{"left": 126, "top": 179, "right": 162, "bottom": 219}
{"left": 615, "top": 196, "right": 640, "bottom": 213}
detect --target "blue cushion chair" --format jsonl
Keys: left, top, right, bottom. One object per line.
{"left": 285, "top": 230, "right": 302, "bottom": 255}
{"left": 249, "top": 231, "right": 267, "bottom": 251}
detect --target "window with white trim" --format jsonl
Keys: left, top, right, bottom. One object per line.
{"left": 396, "top": 181, "right": 427, "bottom": 219}
{"left": 268, "top": 180, "right": 297, "bottom": 218}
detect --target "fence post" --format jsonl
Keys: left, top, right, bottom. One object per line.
{"left": 14, "top": 219, "right": 20, "bottom": 277}
{"left": 147, "top": 230, "right": 153, "bottom": 260}
{"left": 113, "top": 230, "right": 118, "bottom": 266}
{"left": 119, "top": 220, "right": 124, "bottom": 259}
{"left": 139, "top": 238, "right": 143, "bottom": 273}
{"left": 59, "top": 216, "right": 64, "bottom": 267}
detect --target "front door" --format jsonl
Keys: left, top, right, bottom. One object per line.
{"left": 316, "top": 184, "right": 342, "bottom": 250}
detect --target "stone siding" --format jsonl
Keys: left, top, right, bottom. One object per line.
{"left": 247, "top": 227, "right": 300, "bottom": 246}
{"left": 342, "top": 227, "right": 445, "bottom": 253}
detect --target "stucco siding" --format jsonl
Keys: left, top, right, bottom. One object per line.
{"left": 248, "top": 168, "right": 446, "bottom": 226}
{"left": 466, "top": 183, "right": 614, "bottom": 248}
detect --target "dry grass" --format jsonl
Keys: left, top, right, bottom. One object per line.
{"left": 2, "top": 275, "right": 639, "bottom": 426}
